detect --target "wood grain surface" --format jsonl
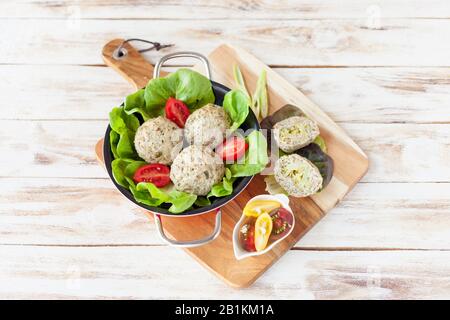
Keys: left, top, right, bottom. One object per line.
{"left": 2, "top": 19, "right": 450, "bottom": 66}
{"left": 0, "top": 0, "right": 449, "bottom": 299}
{"left": 2, "top": 65, "right": 449, "bottom": 123}
{"left": 2, "top": 0, "right": 450, "bottom": 19}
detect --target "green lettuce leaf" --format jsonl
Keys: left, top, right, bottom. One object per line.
{"left": 134, "top": 182, "right": 197, "bottom": 214}
{"left": 229, "top": 130, "right": 269, "bottom": 177}
{"left": 136, "top": 182, "right": 171, "bottom": 202}
{"left": 195, "top": 197, "right": 211, "bottom": 207}
{"left": 124, "top": 89, "right": 150, "bottom": 120}
{"left": 133, "top": 182, "right": 171, "bottom": 207}
{"left": 109, "top": 106, "right": 140, "bottom": 159}
{"left": 111, "top": 159, "right": 130, "bottom": 188}
{"left": 124, "top": 160, "right": 146, "bottom": 178}
{"left": 130, "top": 184, "right": 164, "bottom": 207}
{"left": 167, "top": 190, "right": 197, "bottom": 214}
{"left": 109, "top": 106, "right": 140, "bottom": 134}
{"left": 115, "top": 130, "right": 136, "bottom": 159}
{"left": 208, "top": 168, "right": 235, "bottom": 198}
{"left": 208, "top": 176, "right": 235, "bottom": 198}
{"left": 110, "top": 130, "right": 120, "bottom": 159}
{"left": 144, "top": 68, "right": 215, "bottom": 115}
{"left": 111, "top": 158, "right": 145, "bottom": 188}
{"left": 222, "top": 89, "right": 250, "bottom": 131}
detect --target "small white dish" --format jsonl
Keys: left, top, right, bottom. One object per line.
{"left": 232, "top": 194, "right": 295, "bottom": 260}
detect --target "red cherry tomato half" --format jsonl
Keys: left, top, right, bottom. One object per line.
{"left": 272, "top": 215, "right": 285, "bottom": 232}
{"left": 133, "top": 164, "right": 171, "bottom": 187}
{"left": 165, "top": 97, "right": 190, "bottom": 128}
{"left": 277, "top": 208, "right": 293, "bottom": 223}
{"left": 242, "top": 224, "right": 256, "bottom": 252}
{"left": 216, "top": 136, "right": 248, "bottom": 162}
{"left": 270, "top": 208, "right": 293, "bottom": 237}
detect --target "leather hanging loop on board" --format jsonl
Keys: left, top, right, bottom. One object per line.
{"left": 102, "top": 38, "right": 173, "bottom": 90}
{"left": 114, "top": 38, "right": 173, "bottom": 58}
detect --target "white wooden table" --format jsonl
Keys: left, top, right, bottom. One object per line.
{"left": 0, "top": 0, "right": 449, "bottom": 299}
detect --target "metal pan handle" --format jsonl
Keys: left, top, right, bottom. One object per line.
{"left": 154, "top": 209, "right": 221, "bottom": 248}
{"left": 152, "top": 51, "right": 216, "bottom": 248}
{"left": 153, "top": 51, "right": 211, "bottom": 80}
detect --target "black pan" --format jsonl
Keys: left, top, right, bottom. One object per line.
{"left": 103, "top": 80, "right": 260, "bottom": 217}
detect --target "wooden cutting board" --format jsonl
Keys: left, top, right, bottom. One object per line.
{"left": 97, "top": 39, "right": 369, "bottom": 288}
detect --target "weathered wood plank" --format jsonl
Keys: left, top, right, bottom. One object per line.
{"left": 2, "top": 65, "right": 449, "bottom": 123}
{"left": 1, "top": 0, "right": 449, "bottom": 19}
{"left": 300, "top": 182, "right": 450, "bottom": 249}
{"left": 0, "top": 178, "right": 159, "bottom": 245}
{"left": 1, "top": 19, "right": 450, "bottom": 66}
{"left": 0, "top": 121, "right": 447, "bottom": 182}
{"left": 0, "top": 178, "right": 449, "bottom": 249}
{"left": 1, "top": 246, "right": 449, "bottom": 299}
{"left": 0, "top": 120, "right": 106, "bottom": 178}
{"left": 351, "top": 123, "right": 450, "bottom": 182}
{"left": 277, "top": 67, "right": 450, "bottom": 124}
{"left": 0, "top": 65, "right": 130, "bottom": 120}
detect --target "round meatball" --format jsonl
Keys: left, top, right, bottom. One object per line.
{"left": 170, "top": 145, "right": 225, "bottom": 196}
{"left": 184, "top": 104, "right": 231, "bottom": 148}
{"left": 134, "top": 116, "right": 183, "bottom": 165}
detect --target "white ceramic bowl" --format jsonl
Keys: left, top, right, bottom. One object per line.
{"left": 232, "top": 194, "right": 295, "bottom": 260}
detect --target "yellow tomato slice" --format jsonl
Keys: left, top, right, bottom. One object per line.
{"left": 254, "top": 213, "right": 273, "bottom": 252}
{"left": 243, "top": 200, "right": 281, "bottom": 217}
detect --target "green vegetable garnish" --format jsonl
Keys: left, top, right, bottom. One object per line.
{"left": 111, "top": 158, "right": 145, "bottom": 189}
{"left": 229, "top": 130, "right": 269, "bottom": 177}
{"left": 135, "top": 183, "right": 197, "bottom": 213}
{"left": 233, "top": 64, "right": 251, "bottom": 101}
{"left": 252, "top": 70, "right": 268, "bottom": 120}
{"left": 223, "top": 89, "right": 250, "bottom": 132}
{"left": 166, "top": 190, "right": 198, "bottom": 214}
{"left": 195, "top": 197, "right": 212, "bottom": 207}
{"left": 208, "top": 168, "right": 236, "bottom": 198}
{"left": 233, "top": 64, "right": 268, "bottom": 120}
{"left": 144, "top": 68, "right": 215, "bottom": 116}
{"left": 313, "top": 135, "right": 327, "bottom": 153}
{"left": 124, "top": 89, "right": 148, "bottom": 120}
{"left": 109, "top": 107, "right": 140, "bottom": 159}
